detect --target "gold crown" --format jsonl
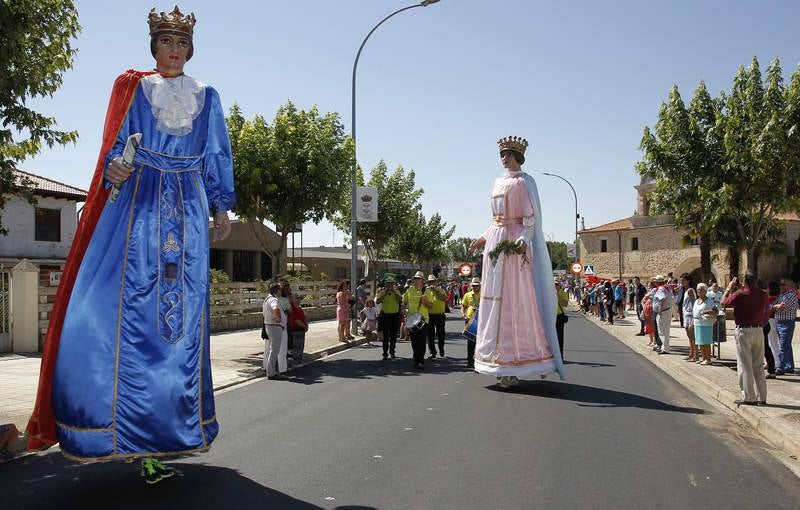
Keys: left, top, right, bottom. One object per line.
{"left": 498, "top": 136, "right": 529, "bottom": 156}
{"left": 360, "top": 194, "right": 373, "bottom": 202}
{"left": 148, "top": 5, "right": 196, "bottom": 37}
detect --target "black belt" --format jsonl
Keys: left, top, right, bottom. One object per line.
{"left": 736, "top": 324, "right": 762, "bottom": 328}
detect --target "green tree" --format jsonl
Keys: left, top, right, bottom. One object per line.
{"left": 227, "top": 101, "right": 353, "bottom": 276}
{"left": 446, "top": 237, "right": 476, "bottom": 264}
{"left": 331, "top": 160, "right": 424, "bottom": 275}
{"left": 389, "top": 210, "right": 455, "bottom": 268}
{"left": 719, "top": 57, "right": 796, "bottom": 271}
{"left": 637, "top": 82, "right": 723, "bottom": 283}
{"left": 546, "top": 241, "right": 569, "bottom": 271}
{"left": 0, "top": 0, "right": 80, "bottom": 235}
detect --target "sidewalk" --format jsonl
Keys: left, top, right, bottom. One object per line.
{"left": 0, "top": 319, "right": 368, "bottom": 430}
{"left": 580, "top": 307, "right": 800, "bottom": 458}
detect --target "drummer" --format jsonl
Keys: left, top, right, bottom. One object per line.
{"left": 403, "top": 271, "right": 434, "bottom": 369}
{"left": 461, "top": 277, "right": 481, "bottom": 369}
{"left": 376, "top": 276, "right": 402, "bottom": 360}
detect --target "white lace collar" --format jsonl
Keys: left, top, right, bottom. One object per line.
{"left": 141, "top": 74, "right": 206, "bottom": 136}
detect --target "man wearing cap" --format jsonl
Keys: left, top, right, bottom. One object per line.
{"left": 652, "top": 275, "right": 674, "bottom": 354}
{"left": 461, "top": 277, "right": 481, "bottom": 368}
{"left": 425, "top": 274, "right": 449, "bottom": 359}
{"left": 376, "top": 277, "right": 402, "bottom": 359}
{"left": 403, "top": 271, "right": 434, "bottom": 368}
{"left": 555, "top": 278, "right": 569, "bottom": 361}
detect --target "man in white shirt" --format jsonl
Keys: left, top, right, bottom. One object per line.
{"left": 651, "top": 275, "right": 674, "bottom": 354}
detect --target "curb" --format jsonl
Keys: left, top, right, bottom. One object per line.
{"left": 581, "top": 313, "right": 800, "bottom": 459}
{"left": 212, "top": 336, "right": 370, "bottom": 393}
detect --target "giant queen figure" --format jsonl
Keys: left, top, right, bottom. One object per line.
{"left": 469, "top": 137, "right": 564, "bottom": 387}
{"left": 26, "top": 6, "right": 235, "bottom": 477}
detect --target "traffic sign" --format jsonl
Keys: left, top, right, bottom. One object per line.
{"left": 571, "top": 262, "right": 582, "bottom": 274}
{"left": 583, "top": 264, "right": 595, "bottom": 275}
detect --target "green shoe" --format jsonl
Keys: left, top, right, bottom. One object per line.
{"left": 140, "top": 458, "right": 175, "bottom": 484}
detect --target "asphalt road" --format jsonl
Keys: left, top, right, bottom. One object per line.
{"left": 4, "top": 312, "right": 800, "bottom": 509}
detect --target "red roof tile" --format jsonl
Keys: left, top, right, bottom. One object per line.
{"left": 13, "top": 169, "right": 87, "bottom": 201}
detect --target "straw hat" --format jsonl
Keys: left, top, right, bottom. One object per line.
{"left": 427, "top": 274, "right": 437, "bottom": 281}
{"left": 471, "top": 277, "right": 481, "bottom": 285}
{"left": 652, "top": 274, "right": 666, "bottom": 283}
{"left": 413, "top": 271, "right": 425, "bottom": 279}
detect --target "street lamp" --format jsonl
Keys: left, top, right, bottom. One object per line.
{"left": 350, "top": 1, "right": 441, "bottom": 334}
{"left": 540, "top": 172, "right": 580, "bottom": 265}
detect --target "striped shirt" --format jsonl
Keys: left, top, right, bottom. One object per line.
{"left": 773, "top": 290, "right": 799, "bottom": 321}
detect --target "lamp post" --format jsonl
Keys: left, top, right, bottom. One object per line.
{"left": 350, "top": 1, "right": 440, "bottom": 334}
{"left": 541, "top": 172, "right": 580, "bottom": 265}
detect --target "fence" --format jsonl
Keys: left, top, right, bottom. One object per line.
{"left": 36, "top": 280, "right": 342, "bottom": 339}
{"left": 210, "top": 280, "right": 340, "bottom": 332}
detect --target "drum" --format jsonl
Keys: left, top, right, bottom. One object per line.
{"left": 404, "top": 312, "right": 425, "bottom": 333}
{"left": 463, "top": 309, "right": 479, "bottom": 341}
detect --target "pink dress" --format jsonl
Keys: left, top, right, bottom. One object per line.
{"left": 336, "top": 291, "right": 350, "bottom": 321}
{"left": 474, "top": 172, "right": 556, "bottom": 376}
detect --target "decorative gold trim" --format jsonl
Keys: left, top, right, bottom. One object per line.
{"left": 481, "top": 295, "right": 502, "bottom": 302}
{"left": 111, "top": 170, "right": 143, "bottom": 454}
{"left": 61, "top": 443, "right": 211, "bottom": 464}
{"left": 137, "top": 161, "right": 201, "bottom": 173}
{"left": 138, "top": 146, "right": 203, "bottom": 159}
{"left": 492, "top": 222, "right": 509, "bottom": 363}
{"left": 56, "top": 421, "right": 112, "bottom": 433}
{"left": 474, "top": 354, "right": 554, "bottom": 366}
{"left": 201, "top": 415, "right": 216, "bottom": 426}
{"left": 198, "top": 308, "right": 206, "bottom": 447}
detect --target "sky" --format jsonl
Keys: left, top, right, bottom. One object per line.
{"left": 21, "top": 0, "right": 800, "bottom": 252}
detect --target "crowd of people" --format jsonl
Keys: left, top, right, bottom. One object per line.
{"left": 568, "top": 270, "right": 798, "bottom": 406}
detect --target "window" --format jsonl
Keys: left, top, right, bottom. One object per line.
{"left": 631, "top": 237, "right": 639, "bottom": 251}
{"left": 688, "top": 237, "right": 700, "bottom": 246}
{"left": 210, "top": 249, "right": 225, "bottom": 272}
{"left": 600, "top": 239, "right": 607, "bottom": 253}
{"left": 232, "top": 250, "right": 255, "bottom": 281}
{"left": 34, "top": 207, "right": 61, "bottom": 242}
{"left": 260, "top": 253, "right": 273, "bottom": 281}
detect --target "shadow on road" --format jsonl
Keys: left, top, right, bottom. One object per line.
{"left": 486, "top": 380, "right": 706, "bottom": 414}
{"left": 2, "top": 453, "right": 334, "bottom": 509}
{"left": 563, "top": 360, "right": 616, "bottom": 367}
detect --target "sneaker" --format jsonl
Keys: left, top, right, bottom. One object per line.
{"left": 499, "top": 376, "right": 510, "bottom": 388}
{"left": 509, "top": 376, "right": 520, "bottom": 387}
{"left": 382, "top": 353, "right": 388, "bottom": 360}
{"left": 141, "top": 458, "right": 174, "bottom": 484}
{"left": 428, "top": 354, "right": 436, "bottom": 359}
{"left": 390, "top": 353, "right": 396, "bottom": 359}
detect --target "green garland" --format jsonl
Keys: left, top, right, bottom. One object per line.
{"left": 488, "top": 239, "right": 530, "bottom": 267}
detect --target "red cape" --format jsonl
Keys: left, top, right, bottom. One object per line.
{"left": 26, "top": 70, "right": 156, "bottom": 450}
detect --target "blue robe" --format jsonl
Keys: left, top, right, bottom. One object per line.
{"left": 51, "top": 78, "right": 235, "bottom": 461}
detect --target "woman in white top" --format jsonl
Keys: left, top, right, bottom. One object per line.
{"left": 692, "top": 283, "right": 717, "bottom": 365}
{"left": 263, "top": 282, "right": 288, "bottom": 379}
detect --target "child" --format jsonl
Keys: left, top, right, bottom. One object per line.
{"left": 360, "top": 299, "right": 379, "bottom": 342}
{"left": 288, "top": 301, "right": 308, "bottom": 368}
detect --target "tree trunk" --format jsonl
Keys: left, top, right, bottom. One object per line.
{"left": 728, "top": 246, "right": 741, "bottom": 280}
{"left": 746, "top": 247, "right": 757, "bottom": 275}
{"left": 278, "top": 229, "right": 288, "bottom": 277}
{"left": 699, "top": 233, "right": 712, "bottom": 283}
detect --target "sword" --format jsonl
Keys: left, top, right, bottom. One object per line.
{"left": 109, "top": 133, "right": 142, "bottom": 203}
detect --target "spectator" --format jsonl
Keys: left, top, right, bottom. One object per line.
{"left": 614, "top": 281, "right": 625, "bottom": 319}
{"left": 771, "top": 277, "right": 798, "bottom": 376}
{"left": 288, "top": 299, "right": 308, "bottom": 369}
{"left": 359, "top": 298, "right": 379, "bottom": 342}
{"left": 603, "top": 281, "right": 614, "bottom": 325}
{"left": 652, "top": 275, "right": 674, "bottom": 354}
{"left": 707, "top": 280, "right": 725, "bottom": 345}
{"left": 555, "top": 278, "right": 569, "bottom": 361}
{"left": 336, "top": 280, "right": 354, "bottom": 342}
{"left": 681, "top": 274, "right": 697, "bottom": 362}
{"left": 765, "top": 281, "right": 781, "bottom": 379}
{"left": 355, "top": 278, "right": 369, "bottom": 331}
{"left": 634, "top": 277, "right": 647, "bottom": 336}
{"left": 723, "top": 272, "right": 768, "bottom": 406}
{"left": 263, "top": 282, "right": 288, "bottom": 380}
{"left": 693, "top": 283, "right": 716, "bottom": 365}
{"left": 642, "top": 281, "right": 656, "bottom": 347}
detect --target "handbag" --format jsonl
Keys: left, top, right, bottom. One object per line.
{"left": 261, "top": 323, "right": 268, "bottom": 340}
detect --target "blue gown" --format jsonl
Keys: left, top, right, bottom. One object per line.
{"left": 51, "top": 77, "right": 235, "bottom": 461}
